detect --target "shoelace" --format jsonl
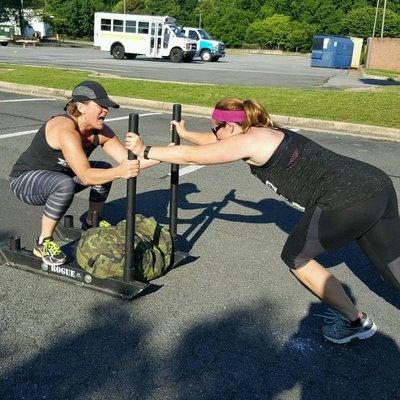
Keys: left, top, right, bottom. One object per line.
{"left": 314, "top": 309, "right": 349, "bottom": 325}
{"left": 99, "top": 220, "right": 111, "bottom": 228}
{"left": 43, "top": 239, "right": 62, "bottom": 255}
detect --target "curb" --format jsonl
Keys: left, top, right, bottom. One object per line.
{"left": 1, "top": 81, "right": 399, "bottom": 142}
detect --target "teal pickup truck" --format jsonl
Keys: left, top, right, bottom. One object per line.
{"left": 182, "top": 27, "right": 225, "bottom": 62}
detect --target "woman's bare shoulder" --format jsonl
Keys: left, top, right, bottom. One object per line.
{"left": 46, "top": 115, "right": 77, "bottom": 133}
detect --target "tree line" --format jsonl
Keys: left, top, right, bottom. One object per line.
{"left": 1, "top": 0, "right": 400, "bottom": 51}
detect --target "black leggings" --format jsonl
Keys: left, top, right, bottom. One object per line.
{"left": 10, "top": 161, "right": 112, "bottom": 221}
{"left": 281, "top": 184, "right": 400, "bottom": 293}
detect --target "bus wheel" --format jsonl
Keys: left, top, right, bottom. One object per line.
{"left": 1, "top": 42, "right": 8, "bottom": 46}
{"left": 200, "top": 49, "right": 212, "bottom": 62}
{"left": 211, "top": 56, "right": 220, "bottom": 62}
{"left": 111, "top": 45, "right": 125, "bottom": 60}
{"left": 126, "top": 53, "right": 137, "bottom": 60}
{"left": 170, "top": 48, "right": 183, "bottom": 63}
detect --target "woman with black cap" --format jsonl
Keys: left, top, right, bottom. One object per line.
{"left": 125, "top": 97, "right": 400, "bottom": 344}
{"left": 9, "top": 80, "right": 159, "bottom": 266}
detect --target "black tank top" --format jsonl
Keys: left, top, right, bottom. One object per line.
{"left": 249, "top": 128, "right": 392, "bottom": 211}
{"left": 10, "top": 114, "right": 99, "bottom": 179}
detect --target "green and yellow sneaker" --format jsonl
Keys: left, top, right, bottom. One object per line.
{"left": 33, "top": 237, "right": 67, "bottom": 266}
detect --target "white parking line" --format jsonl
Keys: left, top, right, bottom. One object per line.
{"left": 105, "top": 113, "right": 163, "bottom": 123}
{"left": 177, "top": 165, "right": 205, "bottom": 176}
{"left": 0, "top": 112, "right": 163, "bottom": 139}
{"left": 165, "top": 165, "right": 205, "bottom": 177}
{"left": 0, "top": 98, "right": 58, "bottom": 103}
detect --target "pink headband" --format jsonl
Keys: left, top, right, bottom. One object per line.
{"left": 211, "top": 109, "right": 246, "bottom": 123}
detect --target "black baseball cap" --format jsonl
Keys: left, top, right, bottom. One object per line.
{"left": 71, "top": 80, "right": 119, "bottom": 109}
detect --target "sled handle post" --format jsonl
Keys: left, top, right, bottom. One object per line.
{"left": 169, "top": 104, "right": 181, "bottom": 240}
{"left": 125, "top": 113, "right": 139, "bottom": 282}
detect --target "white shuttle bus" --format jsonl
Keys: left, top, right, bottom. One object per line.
{"left": 94, "top": 13, "right": 197, "bottom": 63}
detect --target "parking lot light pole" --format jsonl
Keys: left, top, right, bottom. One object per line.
{"left": 372, "top": 0, "right": 380, "bottom": 38}
{"left": 20, "top": 0, "right": 25, "bottom": 35}
{"left": 381, "top": 0, "right": 387, "bottom": 37}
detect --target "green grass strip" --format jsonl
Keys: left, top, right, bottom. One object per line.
{"left": 1, "top": 63, "right": 399, "bottom": 128}
{"left": 364, "top": 68, "right": 400, "bottom": 80}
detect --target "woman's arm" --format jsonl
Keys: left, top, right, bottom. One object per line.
{"left": 126, "top": 132, "right": 257, "bottom": 165}
{"left": 59, "top": 126, "right": 139, "bottom": 185}
{"left": 101, "top": 128, "right": 160, "bottom": 169}
{"left": 172, "top": 120, "right": 217, "bottom": 145}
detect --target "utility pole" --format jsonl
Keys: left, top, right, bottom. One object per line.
{"left": 199, "top": 12, "right": 202, "bottom": 28}
{"left": 124, "top": 0, "right": 126, "bottom": 14}
{"left": 372, "top": 0, "right": 380, "bottom": 38}
{"left": 20, "top": 0, "right": 25, "bottom": 36}
{"left": 381, "top": 0, "right": 387, "bottom": 37}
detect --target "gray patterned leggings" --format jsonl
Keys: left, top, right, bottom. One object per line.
{"left": 9, "top": 161, "right": 112, "bottom": 221}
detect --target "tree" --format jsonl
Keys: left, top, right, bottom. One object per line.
{"left": 43, "top": 0, "right": 110, "bottom": 38}
{"left": 177, "top": 0, "right": 200, "bottom": 26}
{"left": 290, "top": 0, "right": 344, "bottom": 34}
{"left": 287, "top": 21, "right": 317, "bottom": 52}
{"left": 342, "top": 6, "right": 400, "bottom": 37}
{"left": 246, "top": 14, "right": 291, "bottom": 49}
{"left": 145, "top": 0, "right": 180, "bottom": 17}
{"left": 0, "top": 0, "right": 44, "bottom": 32}
{"left": 210, "top": 8, "right": 253, "bottom": 46}
{"left": 112, "top": 0, "right": 147, "bottom": 14}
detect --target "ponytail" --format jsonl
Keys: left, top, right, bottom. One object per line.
{"left": 64, "top": 99, "right": 83, "bottom": 117}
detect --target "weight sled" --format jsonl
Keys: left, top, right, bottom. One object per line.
{"left": 0, "top": 235, "right": 149, "bottom": 300}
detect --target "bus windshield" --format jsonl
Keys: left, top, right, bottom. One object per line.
{"left": 168, "top": 25, "right": 186, "bottom": 38}
{"left": 197, "top": 29, "right": 211, "bottom": 40}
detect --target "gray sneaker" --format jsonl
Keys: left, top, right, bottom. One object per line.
{"left": 316, "top": 309, "right": 377, "bottom": 344}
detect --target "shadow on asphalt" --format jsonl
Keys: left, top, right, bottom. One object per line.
{"left": 0, "top": 300, "right": 399, "bottom": 399}
{"left": 210, "top": 194, "right": 400, "bottom": 312}
{"left": 2, "top": 177, "right": 399, "bottom": 312}
{"left": 360, "top": 78, "right": 400, "bottom": 86}
{"left": 102, "top": 186, "right": 400, "bottom": 311}
{"left": 102, "top": 182, "right": 227, "bottom": 255}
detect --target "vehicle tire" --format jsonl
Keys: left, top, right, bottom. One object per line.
{"left": 1, "top": 42, "right": 8, "bottom": 46}
{"left": 125, "top": 53, "right": 137, "bottom": 60}
{"left": 170, "top": 48, "right": 184, "bottom": 63}
{"left": 111, "top": 44, "right": 125, "bottom": 60}
{"left": 182, "top": 54, "right": 194, "bottom": 63}
{"left": 200, "top": 49, "right": 212, "bottom": 62}
{"left": 211, "top": 56, "right": 220, "bottom": 62}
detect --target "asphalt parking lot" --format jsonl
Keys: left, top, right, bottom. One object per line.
{"left": 0, "top": 91, "right": 399, "bottom": 400}
{"left": 0, "top": 45, "right": 366, "bottom": 89}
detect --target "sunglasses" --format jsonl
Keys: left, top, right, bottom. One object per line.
{"left": 211, "top": 122, "right": 226, "bottom": 135}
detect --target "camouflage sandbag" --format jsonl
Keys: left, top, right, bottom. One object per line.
{"left": 76, "top": 214, "right": 173, "bottom": 282}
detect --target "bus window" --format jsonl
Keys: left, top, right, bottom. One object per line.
{"left": 125, "top": 20, "right": 136, "bottom": 33}
{"left": 169, "top": 26, "right": 185, "bottom": 38}
{"left": 101, "top": 19, "right": 111, "bottom": 31}
{"left": 163, "top": 28, "right": 170, "bottom": 48}
{"left": 113, "top": 19, "right": 123, "bottom": 32}
{"left": 138, "top": 22, "right": 149, "bottom": 34}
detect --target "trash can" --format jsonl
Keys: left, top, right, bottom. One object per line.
{"left": 311, "top": 35, "right": 354, "bottom": 69}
